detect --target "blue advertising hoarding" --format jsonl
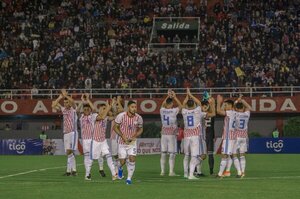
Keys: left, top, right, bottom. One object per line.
{"left": 0, "top": 139, "right": 43, "bottom": 155}
{"left": 249, "top": 138, "right": 300, "bottom": 154}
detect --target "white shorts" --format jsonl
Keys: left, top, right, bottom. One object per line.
{"left": 221, "top": 139, "right": 235, "bottom": 155}
{"left": 161, "top": 135, "right": 177, "bottom": 154}
{"left": 233, "top": 138, "right": 248, "bottom": 154}
{"left": 184, "top": 136, "right": 200, "bottom": 157}
{"left": 111, "top": 139, "right": 118, "bottom": 156}
{"left": 118, "top": 141, "right": 137, "bottom": 159}
{"left": 82, "top": 139, "right": 92, "bottom": 154}
{"left": 64, "top": 131, "right": 78, "bottom": 152}
{"left": 91, "top": 140, "right": 110, "bottom": 160}
{"left": 199, "top": 136, "right": 207, "bottom": 155}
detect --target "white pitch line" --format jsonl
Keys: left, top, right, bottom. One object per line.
{"left": 1, "top": 168, "right": 299, "bottom": 181}
{"left": 0, "top": 170, "right": 39, "bottom": 179}
{"left": 0, "top": 164, "right": 84, "bottom": 179}
{"left": 138, "top": 175, "right": 300, "bottom": 182}
{"left": 88, "top": 175, "right": 300, "bottom": 184}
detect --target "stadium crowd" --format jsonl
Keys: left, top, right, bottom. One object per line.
{"left": 0, "top": 0, "right": 299, "bottom": 90}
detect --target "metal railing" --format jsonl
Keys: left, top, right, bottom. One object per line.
{"left": 148, "top": 43, "right": 199, "bottom": 50}
{"left": 0, "top": 86, "right": 299, "bottom": 100}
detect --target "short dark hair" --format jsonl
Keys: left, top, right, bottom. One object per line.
{"left": 224, "top": 99, "right": 234, "bottom": 106}
{"left": 83, "top": 104, "right": 91, "bottom": 109}
{"left": 187, "top": 99, "right": 195, "bottom": 108}
{"left": 64, "top": 97, "right": 68, "bottom": 101}
{"left": 201, "top": 100, "right": 209, "bottom": 106}
{"left": 166, "top": 98, "right": 173, "bottom": 104}
{"left": 127, "top": 100, "right": 136, "bottom": 107}
{"left": 235, "top": 102, "right": 244, "bottom": 109}
{"left": 99, "top": 103, "right": 106, "bottom": 108}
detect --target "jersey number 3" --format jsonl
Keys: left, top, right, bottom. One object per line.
{"left": 232, "top": 119, "right": 246, "bottom": 129}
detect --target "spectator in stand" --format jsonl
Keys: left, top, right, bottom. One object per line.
{"left": 0, "top": 0, "right": 298, "bottom": 92}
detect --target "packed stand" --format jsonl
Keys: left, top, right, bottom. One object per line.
{"left": 0, "top": 0, "right": 299, "bottom": 92}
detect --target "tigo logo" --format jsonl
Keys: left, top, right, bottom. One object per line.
{"left": 266, "top": 140, "right": 284, "bottom": 152}
{"left": 9, "top": 142, "right": 26, "bottom": 154}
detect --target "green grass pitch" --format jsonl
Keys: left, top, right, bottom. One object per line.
{"left": 0, "top": 154, "right": 300, "bottom": 199}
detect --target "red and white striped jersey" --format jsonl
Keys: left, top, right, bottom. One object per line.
{"left": 235, "top": 111, "right": 250, "bottom": 138}
{"left": 93, "top": 117, "right": 108, "bottom": 142}
{"left": 161, "top": 126, "right": 178, "bottom": 135}
{"left": 80, "top": 113, "right": 97, "bottom": 140}
{"left": 110, "top": 120, "right": 117, "bottom": 140}
{"left": 61, "top": 107, "right": 78, "bottom": 134}
{"left": 114, "top": 112, "right": 143, "bottom": 145}
{"left": 182, "top": 107, "right": 207, "bottom": 137}
{"left": 160, "top": 107, "right": 179, "bottom": 135}
{"left": 222, "top": 110, "right": 237, "bottom": 140}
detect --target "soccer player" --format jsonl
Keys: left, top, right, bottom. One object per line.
{"left": 110, "top": 96, "right": 124, "bottom": 174}
{"left": 113, "top": 101, "right": 143, "bottom": 184}
{"left": 96, "top": 97, "right": 121, "bottom": 177}
{"left": 216, "top": 95, "right": 241, "bottom": 178}
{"left": 52, "top": 89, "right": 78, "bottom": 176}
{"left": 194, "top": 100, "right": 216, "bottom": 176}
{"left": 160, "top": 90, "right": 183, "bottom": 176}
{"left": 77, "top": 93, "right": 98, "bottom": 180}
{"left": 90, "top": 101, "right": 118, "bottom": 180}
{"left": 205, "top": 105, "right": 216, "bottom": 176}
{"left": 233, "top": 97, "right": 251, "bottom": 177}
{"left": 182, "top": 88, "right": 215, "bottom": 180}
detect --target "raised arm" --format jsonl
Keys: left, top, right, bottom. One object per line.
{"left": 116, "top": 96, "right": 124, "bottom": 113}
{"left": 217, "top": 95, "right": 226, "bottom": 116}
{"left": 239, "top": 97, "right": 251, "bottom": 112}
{"left": 97, "top": 101, "right": 111, "bottom": 120}
{"left": 206, "top": 97, "right": 216, "bottom": 118}
{"left": 187, "top": 88, "right": 201, "bottom": 107}
{"left": 161, "top": 94, "right": 169, "bottom": 109}
{"left": 84, "top": 93, "right": 95, "bottom": 112}
{"left": 182, "top": 94, "right": 189, "bottom": 108}
{"left": 61, "top": 89, "right": 76, "bottom": 109}
{"left": 76, "top": 94, "right": 85, "bottom": 113}
{"left": 171, "top": 91, "right": 183, "bottom": 111}
{"left": 52, "top": 94, "right": 63, "bottom": 111}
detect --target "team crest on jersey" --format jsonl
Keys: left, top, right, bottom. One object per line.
{"left": 128, "top": 124, "right": 135, "bottom": 130}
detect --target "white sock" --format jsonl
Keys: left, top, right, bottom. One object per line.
{"left": 127, "top": 161, "right": 135, "bottom": 181}
{"left": 98, "top": 157, "right": 104, "bottom": 170}
{"left": 240, "top": 156, "right": 246, "bottom": 173}
{"left": 70, "top": 153, "right": 76, "bottom": 172}
{"left": 233, "top": 157, "right": 242, "bottom": 175}
{"left": 189, "top": 157, "right": 200, "bottom": 177}
{"left": 105, "top": 154, "right": 116, "bottom": 176}
{"left": 84, "top": 153, "right": 92, "bottom": 176}
{"left": 183, "top": 155, "right": 190, "bottom": 176}
{"left": 160, "top": 153, "right": 167, "bottom": 173}
{"left": 67, "top": 154, "right": 72, "bottom": 172}
{"left": 218, "top": 158, "right": 228, "bottom": 176}
{"left": 169, "top": 153, "right": 176, "bottom": 174}
{"left": 226, "top": 157, "right": 232, "bottom": 172}
{"left": 114, "top": 158, "right": 120, "bottom": 173}
{"left": 196, "top": 158, "right": 203, "bottom": 174}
